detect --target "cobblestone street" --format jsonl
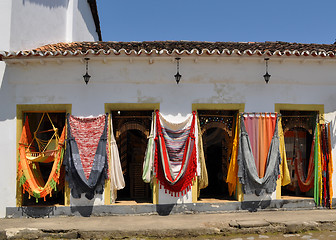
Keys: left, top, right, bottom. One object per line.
{"left": 1, "top": 209, "right": 336, "bottom": 239}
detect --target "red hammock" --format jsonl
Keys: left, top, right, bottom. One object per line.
{"left": 154, "top": 110, "right": 197, "bottom": 196}
{"left": 295, "top": 135, "right": 315, "bottom": 192}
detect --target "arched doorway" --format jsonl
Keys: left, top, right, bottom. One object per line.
{"left": 201, "top": 127, "right": 231, "bottom": 198}
{"left": 280, "top": 110, "right": 317, "bottom": 197}
{"left": 283, "top": 127, "right": 314, "bottom": 196}
{"left": 112, "top": 111, "right": 152, "bottom": 203}
{"left": 198, "top": 110, "right": 237, "bottom": 200}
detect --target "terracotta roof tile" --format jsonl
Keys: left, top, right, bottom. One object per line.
{"left": 2, "top": 41, "right": 336, "bottom": 58}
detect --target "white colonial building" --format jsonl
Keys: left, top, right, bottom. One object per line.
{"left": 1, "top": 0, "right": 336, "bottom": 218}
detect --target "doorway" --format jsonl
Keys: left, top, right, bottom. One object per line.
{"left": 280, "top": 110, "right": 317, "bottom": 198}
{"left": 198, "top": 110, "right": 238, "bottom": 200}
{"left": 21, "top": 112, "right": 66, "bottom": 206}
{"left": 112, "top": 110, "right": 152, "bottom": 203}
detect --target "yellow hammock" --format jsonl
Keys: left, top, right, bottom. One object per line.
{"left": 25, "top": 113, "right": 60, "bottom": 163}
{"left": 18, "top": 115, "right": 66, "bottom": 201}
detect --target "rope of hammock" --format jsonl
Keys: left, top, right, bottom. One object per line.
{"left": 25, "top": 113, "right": 60, "bottom": 163}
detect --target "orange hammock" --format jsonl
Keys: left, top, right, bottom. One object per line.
{"left": 18, "top": 116, "right": 66, "bottom": 202}
{"left": 26, "top": 113, "right": 60, "bottom": 163}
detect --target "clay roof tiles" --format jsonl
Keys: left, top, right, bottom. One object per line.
{"left": 2, "top": 41, "right": 336, "bottom": 58}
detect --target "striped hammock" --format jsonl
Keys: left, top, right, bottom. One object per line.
{"left": 154, "top": 110, "right": 197, "bottom": 196}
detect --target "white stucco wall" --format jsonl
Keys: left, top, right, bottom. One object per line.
{"left": 0, "top": 62, "right": 17, "bottom": 218}
{"left": 0, "top": 0, "right": 12, "bottom": 51}
{"left": 72, "top": 0, "right": 98, "bottom": 42}
{"left": 7, "top": 0, "right": 98, "bottom": 51}
{"left": 10, "top": 0, "right": 69, "bottom": 51}
{"left": 1, "top": 55, "right": 336, "bottom": 216}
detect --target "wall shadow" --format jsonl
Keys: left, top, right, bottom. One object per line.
{"left": 23, "top": 0, "right": 68, "bottom": 8}
{"left": 155, "top": 204, "right": 175, "bottom": 216}
{"left": 0, "top": 63, "right": 16, "bottom": 121}
{"left": 19, "top": 206, "right": 55, "bottom": 218}
{"left": 241, "top": 200, "right": 272, "bottom": 212}
{"left": 70, "top": 205, "right": 94, "bottom": 217}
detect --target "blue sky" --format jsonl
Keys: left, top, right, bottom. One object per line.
{"left": 97, "top": 0, "right": 336, "bottom": 44}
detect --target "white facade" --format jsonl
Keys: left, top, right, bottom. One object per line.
{"left": 0, "top": 0, "right": 99, "bottom": 52}
{"left": 1, "top": 53, "right": 336, "bottom": 217}
{"left": 0, "top": 0, "right": 101, "bottom": 217}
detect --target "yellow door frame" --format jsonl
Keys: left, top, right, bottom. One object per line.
{"left": 274, "top": 103, "right": 324, "bottom": 199}
{"left": 16, "top": 104, "right": 72, "bottom": 207}
{"left": 104, "top": 103, "right": 160, "bottom": 204}
{"left": 191, "top": 103, "right": 245, "bottom": 202}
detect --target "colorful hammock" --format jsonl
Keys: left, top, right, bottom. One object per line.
{"left": 154, "top": 110, "right": 198, "bottom": 196}
{"left": 320, "top": 123, "right": 333, "bottom": 208}
{"left": 196, "top": 115, "right": 208, "bottom": 194}
{"left": 314, "top": 122, "right": 333, "bottom": 208}
{"left": 294, "top": 129, "right": 315, "bottom": 193}
{"left": 18, "top": 116, "right": 66, "bottom": 202}
{"left": 278, "top": 117, "right": 291, "bottom": 187}
{"left": 238, "top": 113, "right": 281, "bottom": 196}
{"left": 64, "top": 114, "right": 109, "bottom": 200}
{"left": 314, "top": 124, "right": 322, "bottom": 205}
{"left": 25, "top": 113, "right": 61, "bottom": 163}
{"left": 143, "top": 112, "right": 156, "bottom": 184}
{"left": 226, "top": 114, "right": 240, "bottom": 196}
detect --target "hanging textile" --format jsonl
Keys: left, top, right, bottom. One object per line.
{"left": 18, "top": 116, "right": 66, "bottom": 202}
{"left": 143, "top": 113, "right": 156, "bottom": 183}
{"left": 25, "top": 113, "right": 61, "bottom": 163}
{"left": 64, "top": 114, "right": 109, "bottom": 200}
{"left": 226, "top": 114, "right": 240, "bottom": 196}
{"left": 278, "top": 117, "right": 291, "bottom": 186}
{"left": 319, "top": 123, "right": 333, "bottom": 208}
{"left": 109, "top": 114, "right": 125, "bottom": 202}
{"left": 314, "top": 124, "right": 322, "bottom": 205}
{"left": 243, "top": 114, "right": 277, "bottom": 178}
{"left": 294, "top": 126, "right": 316, "bottom": 192}
{"left": 154, "top": 110, "right": 198, "bottom": 196}
{"left": 238, "top": 113, "right": 281, "bottom": 196}
{"left": 197, "top": 115, "right": 208, "bottom": 193}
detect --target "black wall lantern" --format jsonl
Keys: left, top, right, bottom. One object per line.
{"left": 174, "top": 57, "right": 182, "bottom": 84}
{"left": 83, "top": 58, "right": 91, "bottom": 85}
{"left": 263, "top": 57, "right": 271, "bottom": 84}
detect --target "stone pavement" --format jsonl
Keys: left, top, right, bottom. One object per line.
{"left": 1, "top": 209, "right": 336, "bottom": 239}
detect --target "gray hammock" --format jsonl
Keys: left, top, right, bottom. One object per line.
{"left": 63, "top": 114, "right": 108, "bottom": 200}
{"left": 237, "top": 115, "right": 282, "bottom": 196}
